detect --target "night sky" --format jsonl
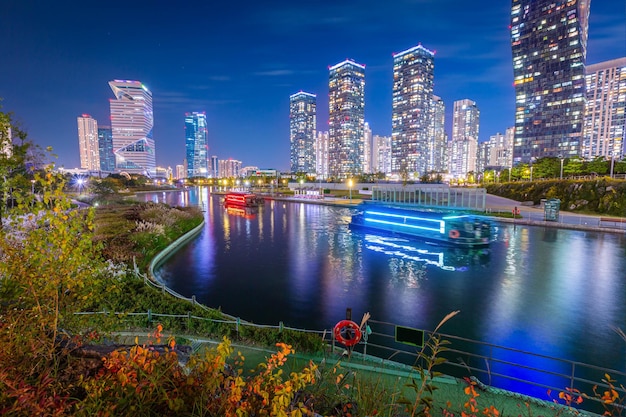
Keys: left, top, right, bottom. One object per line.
{"left": 1, "top": 1, "right": 623, "bottom": 172}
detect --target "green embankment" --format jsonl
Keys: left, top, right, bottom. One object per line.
{"left": 485, "top": 179, "right": 626, "bottom": 216}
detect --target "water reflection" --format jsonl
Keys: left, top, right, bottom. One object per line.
{"left": 146, "top": 190, "right": 626, "bottom": 382}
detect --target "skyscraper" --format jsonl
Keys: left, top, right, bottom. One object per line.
{"left": 430, "top": 95, "right": 447, "bottom": 173}
{"left": 510, "top": 0, "right": 590, "bottom": 164}
{"left": 372, "top": 135, "right": 392, "bottom": 175}
{"left": 184, "top": 112, "right": 209, "bottom": 178}
{"left": 97, "top": 126, "right": 115, "bottom": 172}
{"left": 391, "top": 44, "right": 435, "bottom": 178}
{"left": 583, "top": 57, "right": 626, "bottom": 160}
{"left": 77, "top": 114, "right": 100, "bottom": 170}
{"left": 289, "top": 92, "right": 317, "bottom": 174}
{"left": 108, "top": 80, "right": 156, "bottom": 175}
{"left": 363, "top": 122, "right": 373, "bottom": 174}
{"left": 449, "top": 99, "right": 480, "bottom": 178}
{"left": 328, "top": 59, "right": 365, "bottom": 179}
{"left": 315, "top": 131, "right": 329, "bottom": 179}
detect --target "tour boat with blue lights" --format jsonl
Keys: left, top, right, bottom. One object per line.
{"left": 349, "top": 205, "right": 491, "bottom": 248}
{"left": 223, "top": 192, "right": 264, "bottom": 207}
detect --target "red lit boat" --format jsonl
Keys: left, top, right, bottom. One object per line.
{"left": 223, "top": 192, "right": 264, "bottom": 207}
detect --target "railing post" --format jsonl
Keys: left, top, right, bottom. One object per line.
{"left": 279, "top": 321, "right": 283, "bottom": 333}
{"left": 192, "top": 295, "right": 196, "bottom": 305}
{"left": 570, "top": 362, "right": 576, "bottom": 389}
{"left": 236, "top": 317, "right": 240, "bottom": 336}
{"left": 187, "top": 311, "right": 191, "bottom": 330}
{"left": 147, "top": 309, "right": 152, "bottom": 325}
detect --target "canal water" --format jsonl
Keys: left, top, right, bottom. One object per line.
{"left": 145, "top": 188, "right": 626, "bottom": 398}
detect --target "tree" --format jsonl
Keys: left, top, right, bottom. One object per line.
{"left": 0, "top": 108, "right": 37, "bottom": 227}
{"left": 586, "top": 156, "right": 609, "bottom": 176}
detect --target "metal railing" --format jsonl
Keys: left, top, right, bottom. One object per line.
{"left": 348, "top": 319, "right": 626, "bottom": 414}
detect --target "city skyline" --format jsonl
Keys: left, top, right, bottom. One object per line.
{"left": 0, "top": 0, "right": 623, "bottom": 171}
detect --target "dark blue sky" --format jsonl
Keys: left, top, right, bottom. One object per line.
{"left": 1, "top": 1, "right": 623, "bottom": 171}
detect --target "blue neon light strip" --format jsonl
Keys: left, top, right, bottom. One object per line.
{"left": 364, "top": 210, "right": 445, "bottom": 233}
{"left": 364, "top": 218, "right": 444, "bottom": 234}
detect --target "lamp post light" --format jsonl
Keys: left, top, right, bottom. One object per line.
{"left": 31, "top": 179, "right": 35, "bottom": 194}
{"left": 610, "top": 156, "right": 615, "bottom": 179}
{"left": 558, "top": 155, "right": 564, "bottom": 180}
{"left": 348, "top": 179, "right": 353, "bottom": 202}
{"left": 299, "top": 179, "right": 304, "bottom": 197}
{"left": 530, "top": 166, "right": 533, "bottom": 182}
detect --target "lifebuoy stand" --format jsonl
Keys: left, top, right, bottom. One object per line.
{"left": 333, "top": 320, "right": 362, "bottom": 347}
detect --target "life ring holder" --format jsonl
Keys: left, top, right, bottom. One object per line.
{"left": 333, "top": 320, "right": 362, "bottom": 347}
{"left": 449, "top": 229, "right": 460, "bottom": 239}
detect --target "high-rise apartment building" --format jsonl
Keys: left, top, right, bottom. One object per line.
{"left": 210, "top": 155, "right": 219, "bottom": 178}
{"left": 108, "top": 80, "right": 156, "bottom": 175}
{"left": 449, "top": 99, "right": 480, "bottom": 178}
{"left": 185, "top": 112, "right": 209, "bottom": 178}
{"left": 363, "top": 122, "right": 373, "bottom": 174}
{"left": 176, "top": 164, "right": 186, "bottom": 180}
{"left": 77, "top": 114, "right": 100, "bottom": 170}
{"left": 490, "top": 128, "right": 515, "bottom": 169}
{"left": 315, "top": 131, "right": 329, "bottom": 179}
{"left": 476, "top": 128, "right": 515, "bottom": 177}
{"left": 372, "top": 135, "right": 392, "bottom": 175}
{"left": 583, "top": 57, "right": 626, "bottom": 160}
{"left": 289, "top": 92, "right": 317, "bottom": 174}
{"left": 328, "top": 59, "right": 365, "bottom": 179}
{"left": 510, "top": 0, "right": 590, "bottom": 164}
{"left": 97, "top": 126, "right": 115, "bottom": 172}
{"left": 430, "top": 95, "right": 447, "bottom": 173}
{"left": 218, "top": 158, "right": 242, "bottom": 178}
{"left": 391, "top": 44, "right": 435, "bottom": 177}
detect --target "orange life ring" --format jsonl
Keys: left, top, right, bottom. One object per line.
{"left": 449, "top": 229, "right": 460, "bottom": 239}
{"left": 333, "top": 320, "right": 362, "bottom": 347}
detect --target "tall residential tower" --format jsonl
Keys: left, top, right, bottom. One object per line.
{"left": 391, "top": 44, "right": 435, "bottom": 177}
{"left": 328, "top": 59, "right": 365, "bottom": 179}
{"left": 583, "top": 57, "right": 626, "bottom": 160}
{"left": 510, "top": 0, "right": 590, "bottom": 163}
{"left": 185, "top": 112, "right": 209, "bottom": 178}
{"left": 448, "top": 99, "right": 480, "bottom": 179}
{"left": 289, "top": 92, "right": 317, "bottom": 174}
{"left": 77, "top": 114, "right": 100, "bottom": 171}
{"left": 108, "top": 80, "right": 156, "bottom": 175}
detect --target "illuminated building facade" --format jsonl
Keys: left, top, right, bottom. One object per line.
{"left": 583, "top": 57, "right": 626, "bottom": 160}
{"left": 449, "top": 99, "right": 480, "bottom": 178}
{"left": 77, "top": 114, "right": 100, "bottom": 170}
{"left": 391, "top": 44, "right": 435, "bottom": 177}
{"left": 218, "top": 158, "right": 242, "bottom": 178}
{"left": 289, "top": 92, "right": 317, "bottom": 174}
{"left": 372, "top": 135, "right": 392, "bottom": 175}
{"left": 510, "top": 0, "right": 590, "bottom": 164}
{"left": 430, "top": 95, "right": 447, "bottom": 173}
{"left": 315, "top": 131, "right": 329, "bottom": 179}
{"left": 108, "top": 80, "right": 156, "bottom": 175}
{"left": 328, "top": 59, "right": 365, "bottom": 178}
{"left": 97, "top": 126, "right": 115, "bottom": 172}
{"left": 363, "top": 122, "right": 373, "bottom": 173}
{"left": 185, "top": 112, "right": 209, "bottom": 178}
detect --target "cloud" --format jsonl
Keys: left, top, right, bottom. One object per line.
{"left": 254, "top": 69, "right": 295, "bottom": 76}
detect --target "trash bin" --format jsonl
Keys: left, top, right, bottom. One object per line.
{"left": 544, "top": 198, "right": 561, "bottom": 222}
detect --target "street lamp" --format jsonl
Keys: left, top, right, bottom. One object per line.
{"left": 348, "top": 179, "right": 353, "bottom": 202}
{"left": 610, "top": 156, "right": 615, "bottom": 179}
{"left": 530, "top": 166, "right": 533, "bottom": 182}
{"left": 558, "top": 155, "right": 564, "bottom": 180}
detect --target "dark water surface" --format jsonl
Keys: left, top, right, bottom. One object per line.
{"left": 146, "top": 188, "right": 626, "bottom": 390}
